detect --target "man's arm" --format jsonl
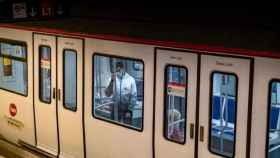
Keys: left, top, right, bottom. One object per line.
{"left": 104, "top": 76, "right": 114, "bottom": 97}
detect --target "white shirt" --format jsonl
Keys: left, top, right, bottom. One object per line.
{"left": 111, "top": 72, "right": 137, "bottom": 108}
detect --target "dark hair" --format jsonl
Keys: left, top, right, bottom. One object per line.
{"left": 116, "top": 61, "right": 124, "bottom": 68}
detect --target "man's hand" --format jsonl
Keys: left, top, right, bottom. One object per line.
{"left": 111, "top": 73, "right": 116, "bottom": 81}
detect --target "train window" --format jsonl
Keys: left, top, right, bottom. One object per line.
{"left": 93, "top": 54, "right": 144, "bottom": 131}
{"left": 267, "top": 80, "right": 280, "bottom": 158}
{"left": 39, "top": 46, "right": 51, "bottom": 103}
{"left": 209, "top": 72, "right": 237, "bottom": 158}
{"left": 0, "top": 42, "right": 27, "bottom": 60}
{"left": 164, "top": 65, "right": 187, "bottom": 144}
{"left": 63, "top": 49, "right": 77, "bottom": 111}
{"left": 0, "top": 41, "right": 27, "bottom": 96}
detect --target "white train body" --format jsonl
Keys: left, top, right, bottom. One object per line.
{"left": 0, "top": 24, "right": 279, "bottom": 158}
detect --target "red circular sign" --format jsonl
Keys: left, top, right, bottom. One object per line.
{"left": 9, "top": 103, "right": 17, "bottom": 117}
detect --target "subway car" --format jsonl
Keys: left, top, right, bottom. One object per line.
{"left": 0, "top": 19, "right": 279, "bottom": 158}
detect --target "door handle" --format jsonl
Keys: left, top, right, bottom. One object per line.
{"left": 57, "top": 89, "right": 61, "bottom": 101}
{"left": 53, "top": 88, "right": 56, "bottom": 99}
{"left": 190, "top": 123, "right": 194, "bottom": 139}
{"left": 199, "top": 126, "right": 204, "bottom": 142}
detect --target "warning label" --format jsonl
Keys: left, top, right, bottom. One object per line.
{"left": 167, "top": 82, "right": 186, "bottom": 97}
{"left": 40, "top": 59, "right": 51, "bottom": 69}
{"left": 4, "top": 115, "right": 24, "bottom": 130}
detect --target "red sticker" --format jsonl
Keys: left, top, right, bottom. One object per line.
{"left": 9, "top": 103, "right": 17, "bottom": 117}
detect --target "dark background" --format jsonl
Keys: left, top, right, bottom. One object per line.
{"left": 0, "top": 2, "right": 279, "bottom": 52}
{"left": 0, "top": 2, "right": 279, "bottom": 31}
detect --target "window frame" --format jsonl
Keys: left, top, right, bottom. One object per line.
{"left": 63, "top": 49, "right": 78, "bottom": 112}
{"left": 92, "top": 52, "right": 145, "bottom": 132}
{"left": 208, "top": 71, "right": 239, "bottom": 158}
{"left": 265, "top": 79, "right": 280, "bottom": 158}
{"left": 0, "top": 38, "right": 28, "bottom": 97}
{"left": 163, "top": 64, "right": 188, "bottom": 145}
{"left": 38, "top": 45, "right": 52, "bottom": 104}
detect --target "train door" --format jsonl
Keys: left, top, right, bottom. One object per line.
{"left": 34, "top": 33, "right": 58, "bottom": 155}
{"left": 198, "top": 54, "right": 252, "bottom": 158}
{"left": 250, "top": 57, "right": 280, "bottom": 158}
{"left": 154, "top": 48, "right": 198, "bottom": 158}
{"left": 57, "top": 37, "right": 84, "bottom": 158}
{"left": 84, "top": 39, "right": 154, "bottom": 158}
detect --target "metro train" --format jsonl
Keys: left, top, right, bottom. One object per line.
{"left": 0, "top": 20, "right": 279, "bottom": 158}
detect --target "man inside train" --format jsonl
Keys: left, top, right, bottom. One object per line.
{"left": 104, "top": 61, "right": 137, "bottom": 125}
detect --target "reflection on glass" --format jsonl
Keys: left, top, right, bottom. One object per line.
{"left": 0, "top": 42, "right": 27, "bottom": 95}
{"left": 63, "top": 50, "right": 77, "bottom": 111}
{"left": 93, "top": 54, "right": 144, "bottom": 130}
{"left": 268, "top": 81, "right": 280, "bottom": 158}
{"left": 164, "top": 66, "right": 187, "bottom": 144}
{"left": 210, "top": 72, "right": 237, "bottom": 158}
{"left": 39, "top": 46, "right": 51, "bottom": 103}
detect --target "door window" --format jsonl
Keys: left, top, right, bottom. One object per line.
{"left": 39, "top": 46, "right": 51, "bottom": 103}
{"left": 63, "top": 49, "right": 77, "bottom": 111}
{"left": 164, "top": 65, "right": 187, "bottom": 144}
{"left": 267, "top": 81, "right": 280, "bottom": 158}
{"left": 209, "top": 72, "right": 238, "bottom": 158}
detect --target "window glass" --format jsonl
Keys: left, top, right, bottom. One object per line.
{"left": 63, "top": 49, "right": 77, "bottom": 111}
{"left": 0, "top": 42, "right": 27, "bottom": 59}
{"left": 210, "top": 72, "right": 237, "bottom": 158}
{"left": 164, "top": 65, "right": 187, "bottom": 144}
{"left": 39, "top": 46, "right": 51, "bottom": 103}
{"left": 267, "top": 81, "right": 280, "bottom": 158}
{"left": 0, "top": 41, "right": 27, "bottom": 95}
{"left": 93, "top": 54, "right": 144, "bottom": 130}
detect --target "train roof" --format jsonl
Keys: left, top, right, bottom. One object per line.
{"left": 0, "top": 17, "right": 279, "bottom": 58}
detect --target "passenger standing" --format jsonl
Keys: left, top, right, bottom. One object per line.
{"left": 105, "top": 61, "right": 137, "bottom": 125}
